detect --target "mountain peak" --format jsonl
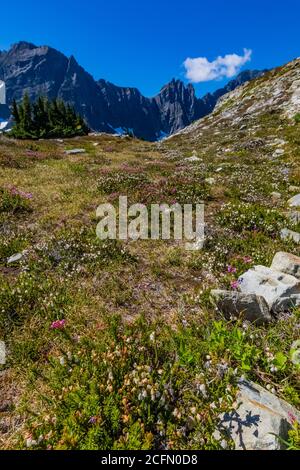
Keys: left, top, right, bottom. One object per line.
{"left": 162, "top": 78, "right": 185, "bottom": 89}
{"left": 0, "top": 41, "right": 265, "bottom": 140}
{"left": 68, "top": 54, "right": 78, "bottom": 65}
{"left": 11, "top": 41, "right": 37, "bottom": 51}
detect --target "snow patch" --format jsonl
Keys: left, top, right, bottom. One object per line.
{"left": 156, "top": 130, "right": 169, "bottom": 141}
{"left": 0, "top": 80, "right": 6, "bottom": 105}
{"left": 0, "top": 117, "right": 9, "bottom": 131}
{"left": 108, "top": 124, "right": 134, "bottom": 136}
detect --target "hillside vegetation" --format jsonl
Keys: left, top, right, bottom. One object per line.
{"left": 0, "top": 59, "right": 300, "bottom": 450}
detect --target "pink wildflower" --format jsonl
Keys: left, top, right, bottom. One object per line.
{"left": 227, "top": 265, "right": 237, "bottom": 274}
{"left": 89, "top": 416, "right": 98, "bottom": 425}
{"left": 50, "top": 319, "right": 66, "bottom": 330}
{"left": 9, "top": 186, "right": 33, "bottom": 200}
{"left": 243, "top": 256, "right": 253, "bottom": 264}
{"left": 288, "top": 411, "right": 297, "bottom": 425}
{"left": 231, "top": 280, "right": 239, "bottom": 290}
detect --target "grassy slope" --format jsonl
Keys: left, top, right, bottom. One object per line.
{"left": 0, "top": 83, "right": 300, "bottom": 449}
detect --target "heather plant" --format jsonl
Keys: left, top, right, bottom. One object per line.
{"left": 0, "top": 271, "right": 73, "bottom": 334}
{"left": 97, "top": 171, "right": 149, "bottom": 195}
{"left": 17, "top": 310, "right": 300, "bottom": 450}
{"left": 217, "top": 202, "right": 286, "bottom": 236}
{"left": 32, "top": 227, "right": 136, "bottom": 275}
{"left": 0, "top": 187, "right": 32, "bottom": 213}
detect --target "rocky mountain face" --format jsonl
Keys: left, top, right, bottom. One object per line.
{"left": 0, "top": 104, "right": 10, "bottom": 120}
{"left": 171, "top": 58, "right": 300, "bottom": 145}
{"left": 0, "top": 41, "right": 263, "bottom": 140}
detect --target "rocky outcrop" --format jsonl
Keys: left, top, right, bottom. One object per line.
{"left": 271, "top": 252, "right": 300, "bottom": 279}
{"left": 217, "top": 379, "right": 300, "bottom": 450}
{"left": 288, "top": 194, "right": 300, "bottom": 207}
{"left": 0, "top": 41, "right": 263, "bottom": 140}
{"left": 172, "top": 58, "right": 300, "bottom": 142}
{"left": 273, "top": 295, "right": 300, "bottom": 312}
{"left": 211, "top": 290, "right": 271, "bottom": 324}
{"left": 280, "top": 228, "right": 300, "bottom": 243}
{"left": 239, "top": 265, "right": 300, "bottom": 312}
{"left": 153, "top": 79, "right": 200, "bottom": 135}
{"left": 214, "top": 253, "right": 300, "bottom": 319}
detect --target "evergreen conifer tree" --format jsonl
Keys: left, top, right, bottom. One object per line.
{"left": 10, "top": 95, "right": 89, "bottom": 139}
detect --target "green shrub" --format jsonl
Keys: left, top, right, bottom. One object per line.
{"left": 294, "top": 113, "right": 300, "bottom": 124}
{"left": 0, "top": 187, "right": 32, "bottom": 214}
{"left": 0, "top": 270, "right": 73, "bottom": 334}
{"left": 97, "top": 172, "right": 148, "bottom": 194}
{"left": 33, "top": 227, "right": 136, "bottom": 275}
{"left": 18, "top": 312, "right": 300, "bottom": 450}
{"left": 218, "top": 202, "right": 285, "bottom": 236}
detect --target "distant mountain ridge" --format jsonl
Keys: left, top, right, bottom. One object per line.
{"left": 0, "top": 41, "right": 265, "bottom": 140}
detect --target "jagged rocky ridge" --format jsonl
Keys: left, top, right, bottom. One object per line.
{"left": 0, "top": 41, "right": 264, "bottom": 140}
{"left": 171, "top": 57, "right": 300, "bottom": 141}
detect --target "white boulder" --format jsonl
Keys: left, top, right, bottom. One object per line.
{"left": 7, "top": 253, "right": 23, "bottom": 264}
{"left": 238, "top": 265, "right": 300, "bottom": 311}
{"left": 217, "top": 379, "right": 300, "bottom": 450}
{"left": 0, "top": 341, "right": 6, "bottom": 365}
{"left": 272, "top": 148, "right": 284, "bottom": 158}
{"left": 185, "top": 156, "right": 200, "bottom": 162}
{"left": 205, "top": 177, "right": 216, "bottom": 185}
{"left": 271, "top": 252, "right": 300, "bottom": 279}
{"left": 65, "top": 148, "right": 86, "bottom": 155}
{"left": 280, "top": 228, "right": 300, "bottom": 243}
{"left": 289, "top": 211, "right": 300, "bottom": 223}
{"left": 288, "top": 194, "right": 300, "bottom": 207}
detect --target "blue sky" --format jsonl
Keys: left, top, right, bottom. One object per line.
{"left": 1, "top": 0, "right": 300, "bottom": 97}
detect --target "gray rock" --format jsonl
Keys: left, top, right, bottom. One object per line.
{"left": 7, "top": 253, "right": 23, "bottom": 264}
{"left": 205, "top": 177, "right": 216, "bottom": 185}
{"left": 271, "top": 138, "right": 286, "bottom": 147}
{"left": 185, "top": 156, "right": 200, "bottom": 162}
{"left": 241, "top": 138, "right": 265, "bottom": 150}
{"left": 64, "top": 148, "right": 86, "bottom": 155}
{"left": 270, "top": 191, "right": 281, "bottom": 200}
{"left": 288, "top": 185, "right": 300, "bottom": 193}
{"left": 217, "top": 379, "right": 300, "bottom": 450}
{"left": 271, "top": 252, "right": 300, "bottom": 279}
{"left": 0, "top": 341, "right": 6, "bottom": 365}
{"left": 272, "top": 148, "right": 284, "bottom": 157}
{"left": 211, "top": 290, "right": 271, "bottom": 324}
{"left": 280, "top": 228, "right": 300, "bottom": 243}
{"left": 288, "top": 211, "right": 300, "bottom": 223}
{"left": 273, "top": 294, "right": 300, "bottom": 312}
{"left": 288, "top": 194, "right": 300, "bottom": 207}
{"left": 238, "top": 265, "right": 300, "bottom": 310}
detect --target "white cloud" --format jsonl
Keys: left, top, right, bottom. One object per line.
{"left": 184, "top": 49, "right": 252, "bottom": 83}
